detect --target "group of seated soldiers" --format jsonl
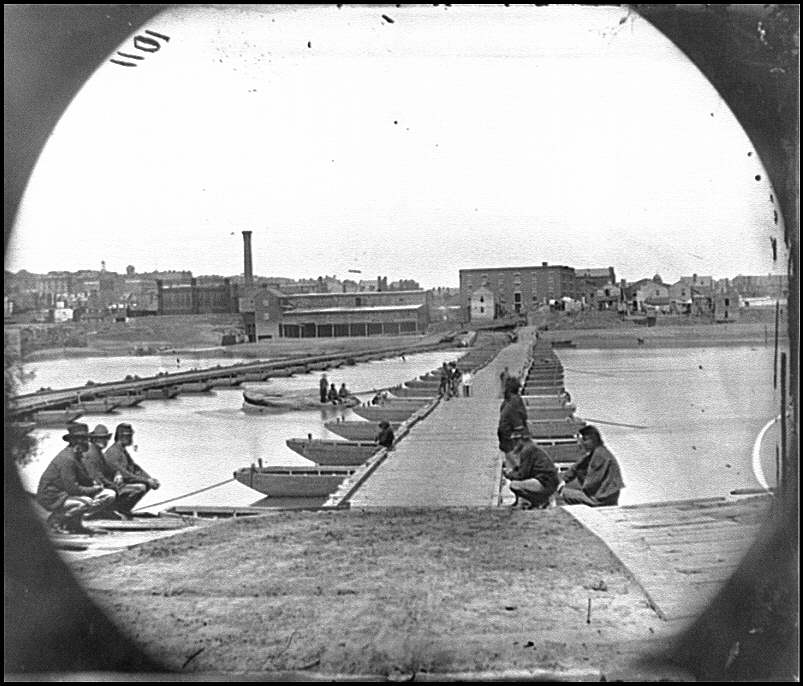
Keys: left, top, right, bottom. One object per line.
{"left": 498, "top": 375, "right": 625, "bottom": 509}
{"left": 36, "top": 422, "right": 160, "bottom": 534}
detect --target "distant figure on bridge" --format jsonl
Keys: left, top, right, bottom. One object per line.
{"left": 104, "top": 423, "right": 160, "bottom": 518}
{"left": 338, "top": 383, "right": 350, "bottom": 400}
{"left": 35, "top": 423, "right": 116, "bottom": 534}
{"left": 439, "top": 362, "right": 452, "bottom": 400}
{"left": 499, "top": 366, "right": 510, "bottom": 398}
{"left": 84, "top": 424, "right": 151, "bottom": 520}
{"left": 557, "top": 425, "right": 624, "bottom": 507}
{"left": 497, "top": 376, "right": 528, "bottom": 471}
{"left": 327, "top": 383, "right": 340, "bottom": 404}
{"left": 461, "top": 370, "right": 473, "bottom": 397}
{"left": 319, "top": 374, "right": 329, "bottom": 403}
{"left": 502, "top": 425, "right": 559, "bottom": 509}
{"left": 375, "top": 420, "right": 395, "bottom": 449}
{"left": 449, "top": 362, "right": 461, "bottom": 397}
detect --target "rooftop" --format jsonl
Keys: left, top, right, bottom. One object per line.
{"left": 282, "top": 304, "right": 425, "bottom": 315}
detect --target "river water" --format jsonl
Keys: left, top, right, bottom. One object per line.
{"left": 16, "top": 350, "right": 464, "bottom": 511}
{"left": 559, "top": 344, "right": 785, "bottom": 505}
{"left": 16, "top": 344, "right": 786, "bottom": 511}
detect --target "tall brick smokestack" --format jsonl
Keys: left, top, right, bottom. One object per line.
{"left": 242, "top": 231, "right": 253, "bottom": 286}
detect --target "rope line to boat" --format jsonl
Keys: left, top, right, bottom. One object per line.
{"left": 132, "top": 478, "right": 235, "bottom": 512}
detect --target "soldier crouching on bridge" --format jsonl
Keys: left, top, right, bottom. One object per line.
{"left": 83, "top": 424, "right": 153, "bottom": 519}
{"left": 36, "top": 423, "right": 117, "bottom": 534}
{"left": 103, "top": 423, "right": 160, "bottom": 519}
{"left": 502, "top": 425, "right": 559, "bottom": 510}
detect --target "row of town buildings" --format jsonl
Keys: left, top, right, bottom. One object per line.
{"left": 4, "top": 254, "right": 789, "bottom": 340}
{"left": 459, "top": 264, "right": 788, "bottom": 324}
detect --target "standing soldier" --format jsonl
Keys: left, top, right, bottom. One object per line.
{"left": 36, "top": 423, "right": 116, "bottom": 534}
{"left": 103, "top": 423, "right": 160, "bottom": 519}
{"left": 319, "top": 374, "right": 329, "bottom": 404}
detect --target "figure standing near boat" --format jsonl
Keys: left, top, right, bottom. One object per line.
{"left": 375, "top": 420, "right": 395, "bottom": 449}
{"left": 439, "top": 362, "right": 451, "bottom": 400}
{"left": 557, "top": 425, "right": 624, "bottom": 507}
{"left": 35, "top": 423, "right": 116, "bottom": 534}
{"left": 327, "top": 383, "right": 340, "bottom": 404}
{"left": 319, "top": 374, "right": 329, "bottom": 404}
{"left": 103, "top": 423, "right": 160, "bottom": 517}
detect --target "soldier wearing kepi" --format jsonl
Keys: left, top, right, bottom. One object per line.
{"left": 36, "top": 423, "right": 116, "bottom": 534}
{"left": 502, "top": 425, "right": 559, "bottom": 509}
{"left": 103, "top": 423, "right": 160, "bottom": 518}
{"left": 83, "top": 424, "right": 150, "bottom": 519}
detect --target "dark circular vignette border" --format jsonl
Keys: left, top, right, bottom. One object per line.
{"left": 3, "top": 4, "right": 799, "bottom": 679}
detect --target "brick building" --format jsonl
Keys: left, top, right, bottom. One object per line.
{"left": 459, "top": 263, "right": 576, "bottom": 322}
{"left": 156, "top": 278, "right": 238, "bottom": 315}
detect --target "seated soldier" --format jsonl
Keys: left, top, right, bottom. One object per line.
{"left": 502, "top": 425, "right": 559, "bottom": 509}
{"left": 83, "top": 424, "right": 149, "bottom": 519}
{"left": 103, "top": 423, "right": 160, "bottom": 518}
{"left": 375, "top": 420, "right": 395, "bottom": 449}
{"left": 36, "top": 423, "right": 116, "bottom": 534}
{"left": 557, "top": 424, "right": 624, "bottom": 507}
{"left": 338, "top": 382, "right": 350, "bottom": 400}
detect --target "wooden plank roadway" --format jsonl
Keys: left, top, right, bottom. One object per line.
{"left": 349, "top": 330, "right": 536, "bottom": 507}
{"left": 564, "top": 495, "right": 772, "bottom": 626}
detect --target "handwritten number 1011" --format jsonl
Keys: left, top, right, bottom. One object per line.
{"left": 110, "top": 30, "right": 170, "bottom": 67}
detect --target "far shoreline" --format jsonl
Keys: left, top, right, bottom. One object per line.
{"left": 19, "top": 323, "right": 789, "bottom": 364}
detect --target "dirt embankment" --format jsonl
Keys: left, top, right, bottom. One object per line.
{"left": 72, "top": 508, "right": 673, "bottom": 678}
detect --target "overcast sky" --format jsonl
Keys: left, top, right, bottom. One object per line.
{"left": 5, "top": 4, "right": 788, "bottom": 288}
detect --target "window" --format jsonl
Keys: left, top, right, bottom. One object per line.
{"left": 724, "top": 298, "right": 730, "bottom": 307}
{"left": 479, "top": 296, "right": 484, "bottom": 304}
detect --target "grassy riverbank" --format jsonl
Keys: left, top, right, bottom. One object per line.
{"left": 71, "top": 507, "right": 677, "bottom": 678}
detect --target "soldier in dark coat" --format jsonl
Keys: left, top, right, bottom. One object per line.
{"left": 103, "top": 423, "right": 160, "bottom": 517}
{"left": 36, "top": 423, "right": 116, "bottom": 534}
{"left": 497, "top": 376, "right": 528, "bottom": 471}
{"left": 502, "top": 425, "right": 559, "bottom": 509}
{"left": 84, "top": 424, "right": 149, "bottom": 518}
{"left": 319, "top": 374, "right": 329, "bottom": 404}
{"left": 558, "top": 425, "right": 624, "bottom": 507}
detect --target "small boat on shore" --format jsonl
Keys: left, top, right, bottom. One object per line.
{"left": 233, "top": 464, "right": 356, "bottom": 497}
{"left": 325, "top": 420, "right": 402, "bottom": 441}
{"left": 34, "top": 409, "right": 83, "bottom": 426}
{"left": 286, "top": 438, "right": 380, "bottom": 465}
{"left": 242, "top": 390, "right": 360, "bottom": 413}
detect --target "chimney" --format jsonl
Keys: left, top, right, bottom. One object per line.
{"left": 242, "top": 231, "right": 253, "bottom": 286}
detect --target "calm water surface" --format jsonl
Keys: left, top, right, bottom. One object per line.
{"left": 559, "top": 345, "right": 785, "bottom": 504}
{"left": 17, "top": 350, "right": 463, "bottom": 510}
{"left": 18, "top": 354, "right": 254, "bottom": 395}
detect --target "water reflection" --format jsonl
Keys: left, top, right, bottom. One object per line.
{"left": 16, "top": 350, "right": 462, "bottom": 511}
